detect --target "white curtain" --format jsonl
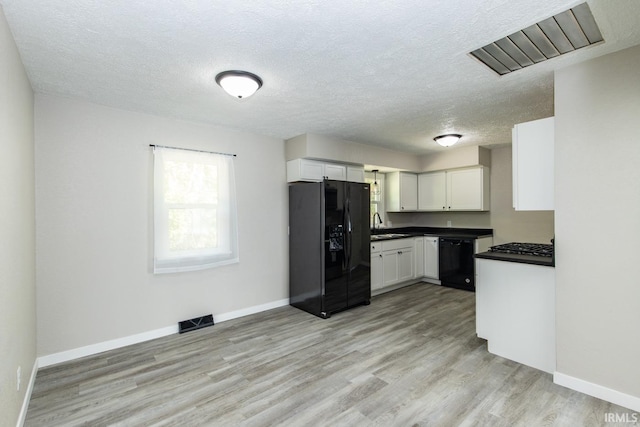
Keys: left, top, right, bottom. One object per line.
{"left": 153, "top": 146, "right": 239, "bottom": 273}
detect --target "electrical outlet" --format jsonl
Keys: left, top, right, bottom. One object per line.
{"left": 17, "top": 366, "right": 21, "bottom": 391}
{"left": 447, "top": 220, "right": 452, "bottom": 227}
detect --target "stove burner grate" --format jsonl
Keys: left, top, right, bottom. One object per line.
{"left": 489, "top": 242, "right": 553, "bottom": 257}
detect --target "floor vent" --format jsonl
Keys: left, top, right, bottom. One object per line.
{"left": 470, "top": 2, "right": 604, "bottom": 75}
{"left": 178, "top": 314, "right": 214, "bottom": 334}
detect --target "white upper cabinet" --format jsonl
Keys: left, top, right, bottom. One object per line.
{"left": 287, "top": 158, "right": 325, "bottom": 182}
{"left": 512, "top": 117, "right": 554, "bottom": 211}
{"left": 418, "top": 171, "right": 446, "bottom": 210}
{"left": 346, "top": 166, "right": 365, "bottom": 183}
{"left": 418, "top": 167, "right": 490, "bottom": 211}
{"left": 323, "top": 163, "right": 347, "bottom": 181}
{"left": 287, "top": 159, "right": 365, "bottom": 182}
{"left": 447, "top": 167, "right": 489, "bottom": 211}
{"left": 386, "top": 172, "right": 418, "bottom": 211}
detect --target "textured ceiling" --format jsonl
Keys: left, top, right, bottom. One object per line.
{"left": 2, "top": 0, "right": 640, "bottom": 154}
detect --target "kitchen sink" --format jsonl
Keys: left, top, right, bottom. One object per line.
{"left": 371, "top": 233, "right": 410, "bottom": 241}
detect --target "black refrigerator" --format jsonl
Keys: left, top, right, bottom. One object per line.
{"left": 289, "top": 180, "right": 371, "bottom": 318}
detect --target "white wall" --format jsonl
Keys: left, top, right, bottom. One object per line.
{"left": 489, "top": 146, "right": 554, "bottom": 244}
{"left": 35, "top": 95, "right": 288, "bottom": 357}
{"left": 0, "top": 6, "right": 36, "bottom": 426}
{"left": 555, "top": 44, "right": 640, "bottom": 406}
{"left": 417, "top": 145, "right": 491, "bottom": 172}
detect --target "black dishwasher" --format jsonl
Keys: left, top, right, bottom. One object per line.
{"left": 439, "top": 237, "right": 475, "bottom": 291}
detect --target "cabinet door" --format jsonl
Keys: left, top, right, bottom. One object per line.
{"left": 287, "top": 159, "right": 325, "bottom": 182}
{"left": 382, "top": 251, "right": 399, "bottom": 287}
{"left": 347, "top": 166, "right": 365, "bottom": 183}
{"left": 424, "top": 237, "right": 439, "bottom": 279}
{"left": 512, "top": 117, "right": 554, "bottom": 210}
{"left": 397, "top": 248, "right": 414, "bottom": 283}
{"left": 418, "top": 172, "right": 447, "bottom": 211}
{"left": 324, "top": 163, "right": 347, "bottom": 180}
{"left": 399, "top": 173, "right": 418, "bottom": 210}
{"left": 386, "top": 172, "right": 417, "bottom": 212}
{"left": 371, "top": 253, "right": 384, "bottom": 291}
{"left": 414, "top": 237, "right": 424, "bottom": 278}
{"left": 447, "top": 168, "right": 486, "bottom": 210}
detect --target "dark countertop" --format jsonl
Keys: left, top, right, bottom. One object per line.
{"left": 371, "top": 226, "right": 493, "bottom": 241}
{"left": 475, "top": 251, "right": 555, "bottom": 267}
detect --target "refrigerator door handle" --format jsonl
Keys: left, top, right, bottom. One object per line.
{"left": 340, "top": 200, "right": 348, "bottom": 271}
{"left": 346, "top": 197, "right": 352, "bottom": 269}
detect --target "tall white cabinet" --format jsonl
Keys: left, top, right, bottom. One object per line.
{"left": 512, "top": 117, "right": 554, "bottom": 210}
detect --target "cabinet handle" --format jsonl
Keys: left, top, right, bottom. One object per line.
{"left": 379, "top": 254, "right": 383, "bottom": 258}
{"left": 398, "top": 251, "right": 403, "bottom": 254}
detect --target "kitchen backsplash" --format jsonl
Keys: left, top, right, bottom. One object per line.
{"left": 386, "top": 211, "right": 491, "bottom": 229}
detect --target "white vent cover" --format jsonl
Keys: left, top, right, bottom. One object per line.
{"left": 470, "top": 2, "right": 604, "bottom": 75}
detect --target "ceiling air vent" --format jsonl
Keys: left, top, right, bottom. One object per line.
{"left": 470, "top": 2, "right": 604, "bottom": 75}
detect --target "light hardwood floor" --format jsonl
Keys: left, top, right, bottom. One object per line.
{"left": 25, "top": 283, "right": 637, "bottom": 426}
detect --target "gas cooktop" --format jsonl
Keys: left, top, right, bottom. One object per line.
{"left": 489, "top": 242, "right": 554, "bottom": 257}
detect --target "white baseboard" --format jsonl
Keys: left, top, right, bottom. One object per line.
{"left": 16, "top": 359, "right": 38, "bottom": 427}
{"left": 214, "top": 298, "right": 289, "bottom": 322}
{"left": 554, "top": 372, "right": 640, "bottom": 412}
{"left": 38, "top": 325, "right": 178, "bottom": 368}
{"left": 38, "top": 298, "right": 290, "bottom": 368}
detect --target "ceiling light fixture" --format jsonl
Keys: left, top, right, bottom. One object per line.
{"left": 434, "top": 134, "right": 462, "bottom": 147}
{"left": 215, "top": 70, "right": 263, "bottom": 99}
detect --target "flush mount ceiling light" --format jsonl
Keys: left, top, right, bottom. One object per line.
{"left": 215, "top": 70, "right": 263, "bottom": 99}
{"left": 434, "top": 134, "right": 462, "bottom": 147}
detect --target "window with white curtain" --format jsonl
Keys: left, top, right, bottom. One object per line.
{"left": 153, "top": 146, "right": 238, "bottom": 273}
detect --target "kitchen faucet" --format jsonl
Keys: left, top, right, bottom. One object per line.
{"left": 373, "top": 212, "right": 383, "bottom": 229}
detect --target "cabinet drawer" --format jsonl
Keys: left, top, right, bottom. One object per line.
{"left": 381, "top": 238, "right": 413, "bottom": 252}
{"left": 370, "top": 242, "right": 381, "bottom": 254}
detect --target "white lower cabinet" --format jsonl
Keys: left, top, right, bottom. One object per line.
{"left": 397, "top": 248, "right": 414, "bottom": 283}
{"left": 423, "top": 236, "right": 439, "bottom": 280}
{"left": 414, "top": 237, "right": 424, "bottom": 278}
{"left": 371, "top": 238, "right": 415, "bottom": 293}
{"left": 370, "top": 242, "right": 383, "bottom": 291}
{"left": 382, "top": 251, "right": 401, "bottom": 287}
